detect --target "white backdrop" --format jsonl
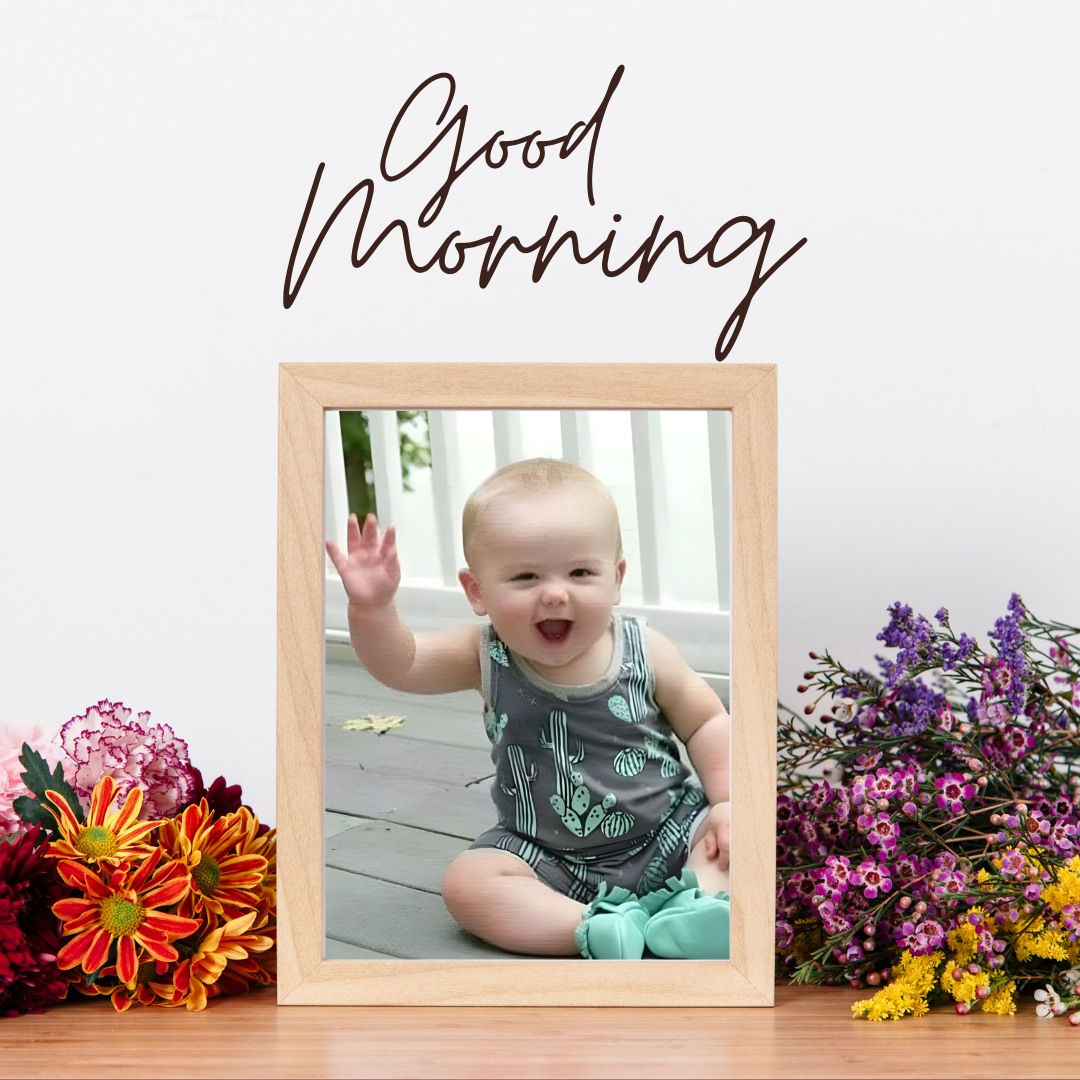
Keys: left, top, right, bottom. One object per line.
{"left": 3, "top": 2, "right": 1077, "bottom": 823}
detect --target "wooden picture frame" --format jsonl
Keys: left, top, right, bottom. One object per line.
{"left": 277, "top": 362, "right": 777, "bottom": 1006}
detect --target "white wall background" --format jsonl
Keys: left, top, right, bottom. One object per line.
{"left": 3, "top": 2, "right": 1077, "bottom": 824}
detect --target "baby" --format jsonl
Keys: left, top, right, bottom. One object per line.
{"left": 326, "top": 457, "right": 731, "bottom": 959}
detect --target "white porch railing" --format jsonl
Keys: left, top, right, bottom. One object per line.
{"left": 325, "top": 409, "right": 732, "bottom": 701}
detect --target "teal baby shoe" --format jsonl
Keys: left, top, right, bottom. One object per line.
{"left": 640, "top": 871, "right": 731, "bottom": 960}
{"left": 575, "top": 883, "right": 651, "bottom": 960}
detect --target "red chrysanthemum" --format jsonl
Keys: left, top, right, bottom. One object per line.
{"left": 0, "top": 827, "right": 70, "bottom": 1016}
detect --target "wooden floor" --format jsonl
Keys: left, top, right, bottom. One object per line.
{"left": 3, "top": 982, "right": 1072, "bottom": 1079}
{"left": 324, "top": 643, "right": 508, "bottom": 959}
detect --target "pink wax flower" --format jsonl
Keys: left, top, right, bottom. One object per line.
{"left": 0, "top": 721, "right": 71, "bottom": 837}
{"left": 59, "top": 700, "right": 196, "bottom": 819}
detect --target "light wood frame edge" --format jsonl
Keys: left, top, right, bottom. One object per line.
{"left": 277, "top": 362, "right": 777, "bottom": 1006}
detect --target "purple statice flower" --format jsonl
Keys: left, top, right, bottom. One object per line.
{"left": 876, "top": 602, "right": 942, "bottom": 689}
{"left": 986, "top": 594, "right": 1029, "bottom": 716}
{"left": 939, "top": 632, "right": 977, "bottom": 672}
{"left": 59, "top": 699, "right": 197, "bottom": 819}
{"left": 934, "top": 772, "right": 976, "bottom": 816}
{"left": 886, "top": 677, "right": 950, "bottom": 737}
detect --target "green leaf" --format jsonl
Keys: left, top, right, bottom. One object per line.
{"left": 17, "top": 742, "right": 84, "bottom": 836}
{"left": 12, "top": 793, "right": 60, "bottom": 833}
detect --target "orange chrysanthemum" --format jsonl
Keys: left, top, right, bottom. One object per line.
{"left": 45, "top": 775, "right": 159, "bottom": 867}
{"left": 157, "top": 801, "right": 269, "bottom": 920}
{"left": 52, "top": 849, "right": 201, "bottom": 986}
{"left": 162, "top": 910, "right": 275, "bottom": 1011}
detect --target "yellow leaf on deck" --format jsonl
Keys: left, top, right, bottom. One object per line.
{"left": 341, "top": 714, "right": 406, "bottom": 735}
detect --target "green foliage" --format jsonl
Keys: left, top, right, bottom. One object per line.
{"left": 338, "top": 411, "right": 431, "bottom": 520}
{"left": 14, "top": 743, "right": 84, "bottom": 838}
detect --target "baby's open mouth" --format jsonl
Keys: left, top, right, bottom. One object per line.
{"left": 536, "top": 619, "right": 572, "bottom": 643}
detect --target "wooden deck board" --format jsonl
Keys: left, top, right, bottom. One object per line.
{"left": 327, "top": 818, "right": 473, "bottom": 894}
{"left": 325, "top": 868, "right": 507, "bottom": 959}
{"left": 325, "top": 650, "right": 504, "bottom": 959}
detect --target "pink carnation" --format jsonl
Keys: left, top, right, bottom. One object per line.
{"left": 59, "top": 700, "right": 196, "bottom": 820}
{"left": 0, "top": 722, "right": 71, "bottom": 837}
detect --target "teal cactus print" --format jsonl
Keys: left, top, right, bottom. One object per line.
{"left": 613, "top": 746, "right": 646, "bottom": 777}
{"left": 550, "top": 786, "right": 618, "bottom": 837}
{"left": 539, "top": 709, "right": 585, "bottom": 812}
{"left": 639, "top": 853, "right": 671, "bottom": 895}
{"left": 484, "top": 710, "right": 509, "bottom": 745}
{"left": 683, "top": 785, "right": 705, "bottom": 806}
{"left": 607, "top": 694, "right": 635, "bottom": 722}
{"left": 499, "top": 745, "right": 538, "bottom": 838}
{"left": 656, "top": 815, "right": 685, "bottom": 857}
{"left": 489, "top": 639, "right": 510, "bottom": 667}
{"left": 621, "top": 619, "right": 653, "bottom": 725}
{"left": 643, "top": 730, "right": 683, "bottom": 779}
{"left": 600, "top": 809, "right": 636, "bottom": 839}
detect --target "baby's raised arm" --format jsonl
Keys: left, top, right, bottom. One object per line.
{"left": 326, "top": 513, "right": 480, "bottom": 694}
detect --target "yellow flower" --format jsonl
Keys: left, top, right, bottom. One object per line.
{"left": 940, "top": 963, "right": 988, "bottom": 1004}
{"left": 980, "top": 980, "right": 1017, "bottom": 1016}
{"left": 1043, "top": 859, "right": 1080, "bottom": 914}
{"left": 1014, "top": 927, "right": 1069, "bottom": 963}
{"left": 853, "top": 951, "right": 944, "bottom": 1021}
{"left": 946, "top": 920, "right": 980, "bottom": 966}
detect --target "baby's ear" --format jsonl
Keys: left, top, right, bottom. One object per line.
{"left": 458, "top": 568, "right": 488, "bottom": 616}
{"left": 613, "top": 558, "right": 627, "bottom": 604}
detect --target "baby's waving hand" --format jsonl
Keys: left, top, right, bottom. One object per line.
{"left": 326, "top": 513, "right": 401, "bottom": 609}
{"left": 327, "top": 513, "right": 481, "bottom": 696}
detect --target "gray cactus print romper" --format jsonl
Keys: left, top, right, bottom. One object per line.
{"left": 470, "top": 612, "right": 708, "bottom": 904}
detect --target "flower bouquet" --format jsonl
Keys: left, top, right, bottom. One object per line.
{"left": 777, "top": 596, "right": 1080, "bottom": 1021}
{"left": 1, "top": 701, "right": 275, "bottom": 1016}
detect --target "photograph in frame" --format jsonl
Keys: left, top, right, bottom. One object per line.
{"left": 277, "top": 362, "right": 777, "bottom": 1006}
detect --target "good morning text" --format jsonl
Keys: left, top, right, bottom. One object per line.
{"left": 283, "top": 66, "right": 806, "bottom": 360}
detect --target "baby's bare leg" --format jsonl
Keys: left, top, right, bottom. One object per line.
{"left": 441, "top": 849, "right": 585, "bottom": 956}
